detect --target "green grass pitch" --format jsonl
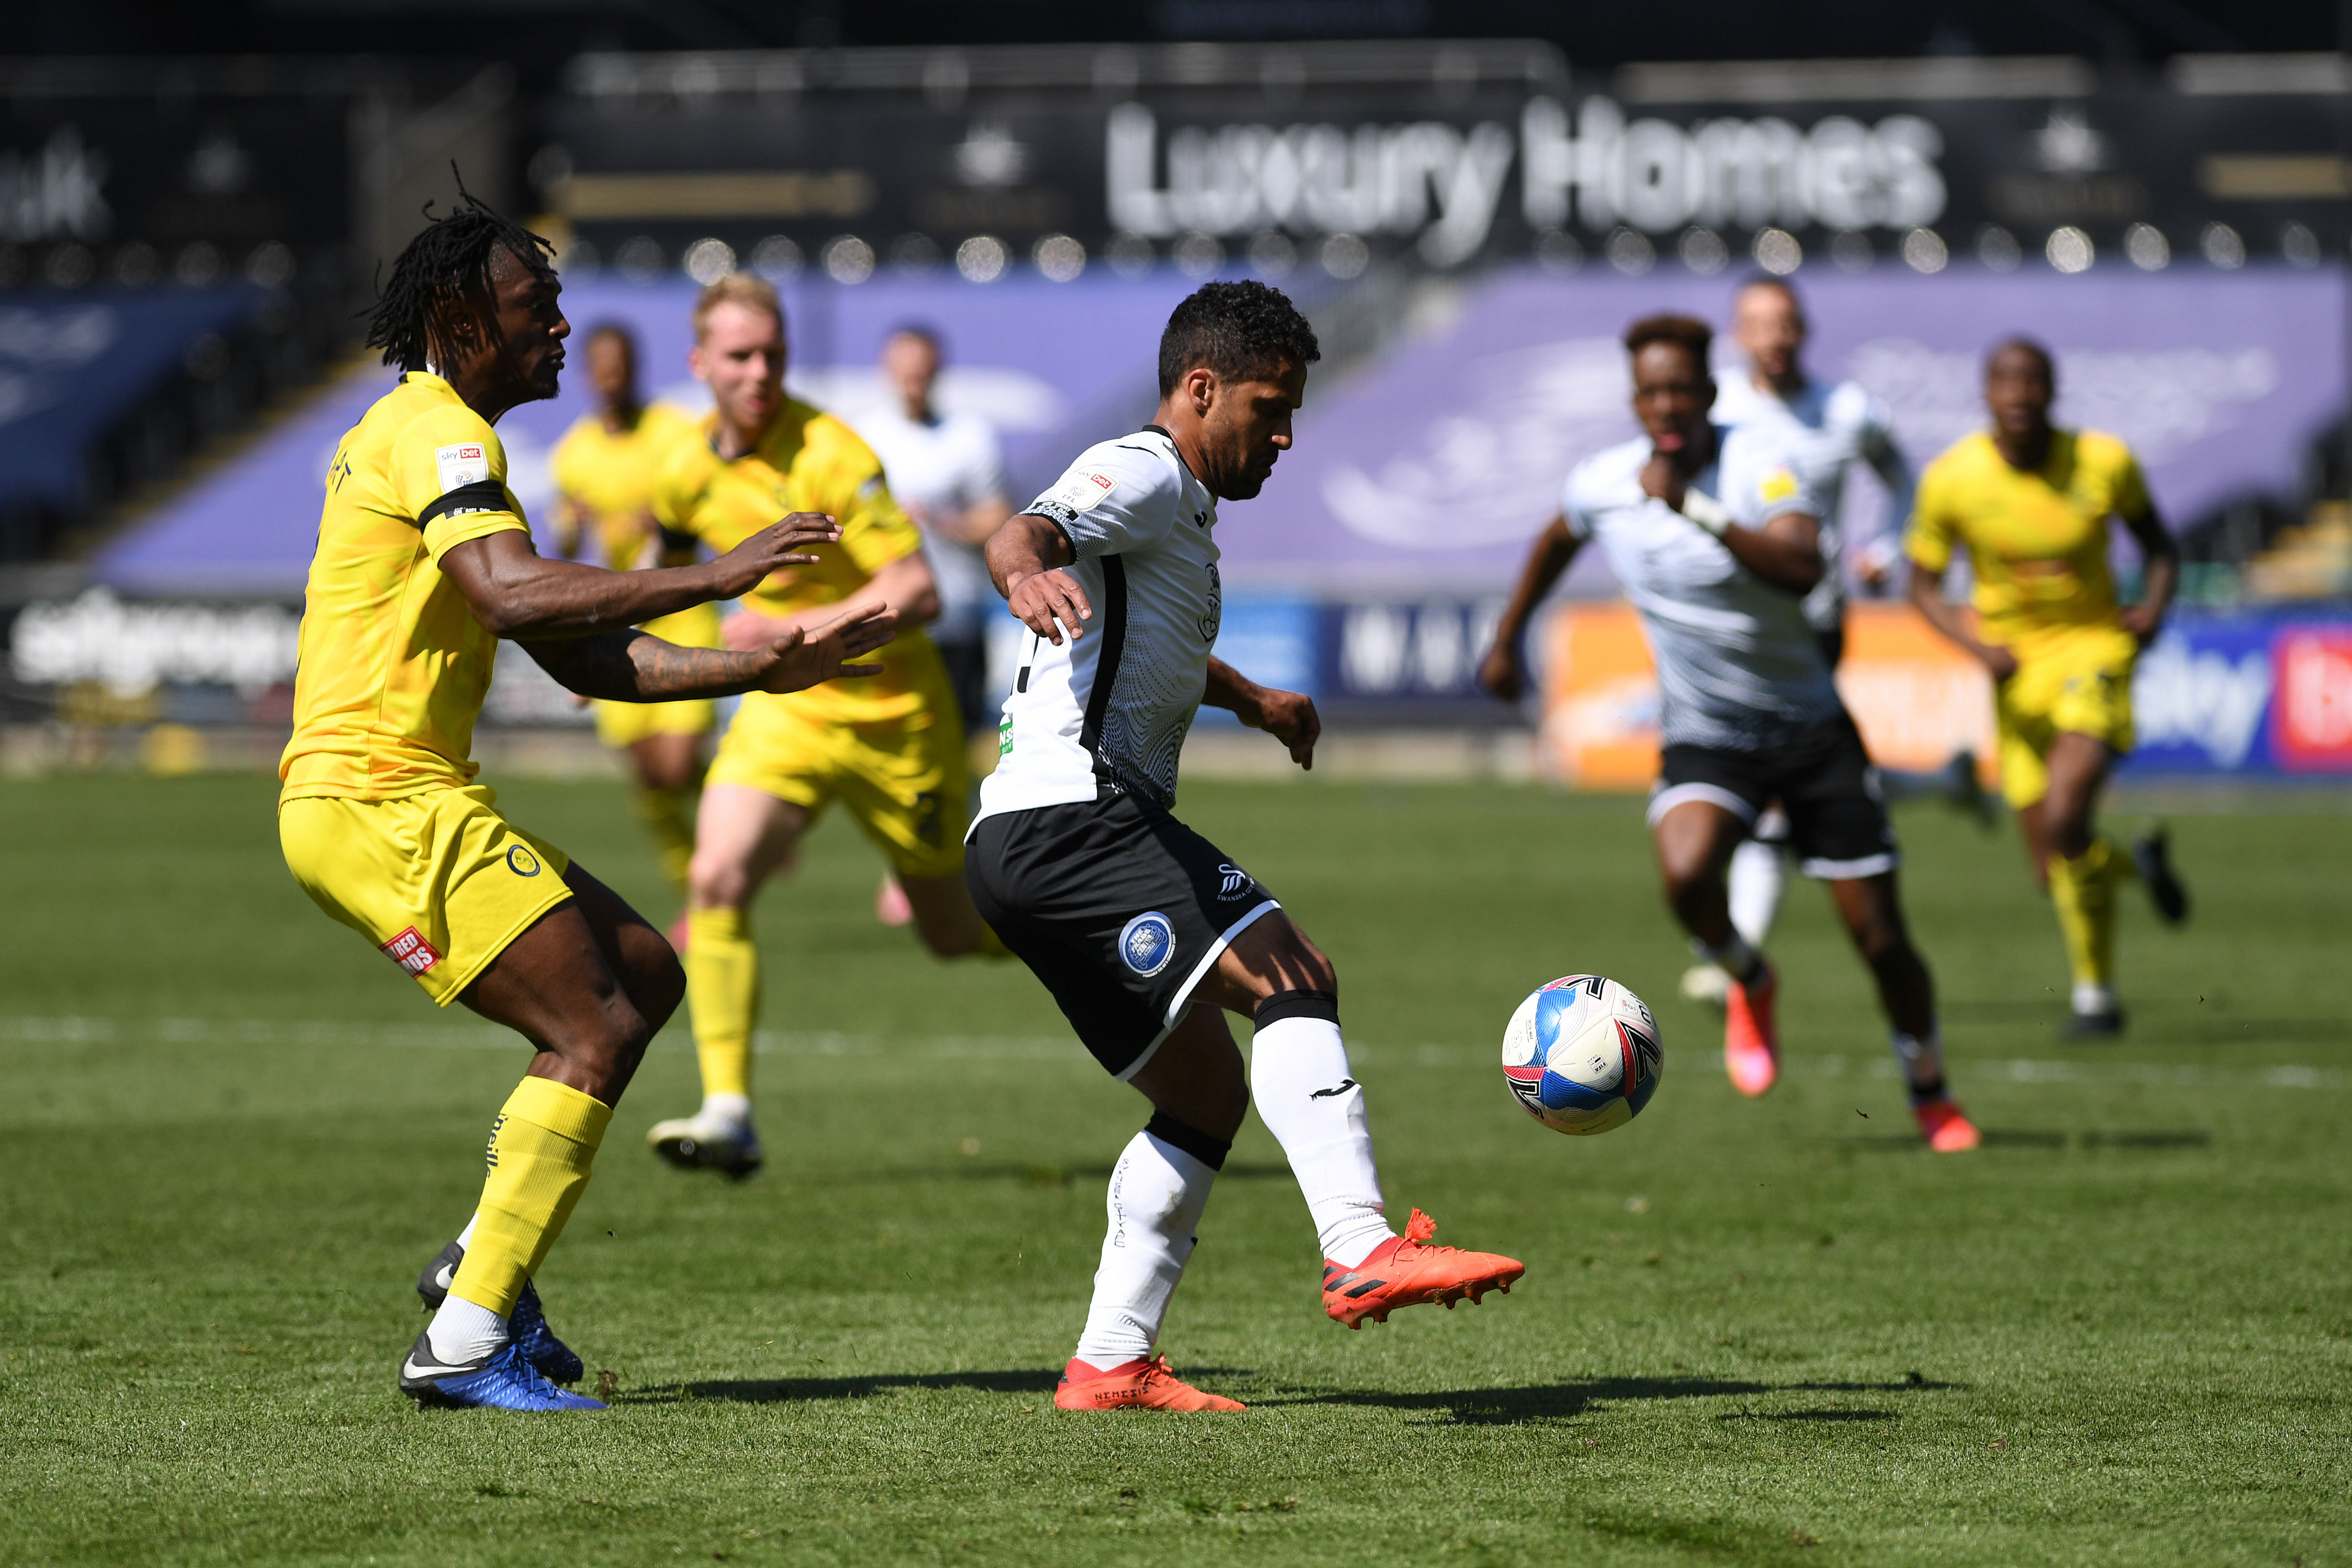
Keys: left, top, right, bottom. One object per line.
{"left": 1, "top": 771, "right": 2346, "bottom": 1566}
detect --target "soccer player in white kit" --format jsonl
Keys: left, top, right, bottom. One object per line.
{"left": 855, "top": 324, "right": 1014, "bottom": 926}
{"left": 972, "top": 282, "right": 1526, "bottom": 1412}
{"left": 1683, "top": 276, "right": 1984, "bottom": 1007}
{"left": 1480, "top": 313, "right": 1978, "bottom": 1152}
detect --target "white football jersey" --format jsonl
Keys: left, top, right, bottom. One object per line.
{"left": 1712, "top": 375, "right": 1913, "bottom": 632}
{"left": 973, "top": 426, "right": 1222, "bottom": 826}
{"left": 1563, "top": 425, "right": 1841, "bottom": 751}
{"left": 856, "top": 403, "right": 1007, "bottom": 644}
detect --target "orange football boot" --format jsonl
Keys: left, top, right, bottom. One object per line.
{"left": 1912, "top": 1095, "right": 1982, "bottom": 1152}
{"left": 1321, "top": 1210, "right": 1524, "bottom": 1329}
{"left": 1723, "top": 962, "right": 1780, "bottom": 1098}
{"left": 1053, "top": 1356, "right": 1245, "bottom": 1412}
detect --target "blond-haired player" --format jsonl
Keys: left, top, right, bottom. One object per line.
{"left": 548, "top": 323, "right": 712, "bottom": 919}
{"left": 645, "top": 274, "right": 1002, "bottom": 1177}
{"left": 1907, "top": 338, "right": 2190, "bottom": 1037}
{"left": 276, "top": 190, "right": 888, "bottom": 1411}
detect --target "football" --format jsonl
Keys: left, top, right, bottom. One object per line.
{"left": 1500, "top": 974, "right": 1665, "bottom": 1135}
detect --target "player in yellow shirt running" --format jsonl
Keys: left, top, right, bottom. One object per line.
{"left": 644, "top": 273, "right": 1003, "bottom": 1177}
{"left": 276, "top": 188, "right": 890, "bottom": 1411}
{"left": 1906, "top": 338, "right": 2190, "bottom": 1038}
{"left": 549, "top": 323, "right": 713, "bottom": 923}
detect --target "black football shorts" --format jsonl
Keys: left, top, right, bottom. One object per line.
{"left": 1648, "top": 709, "right": 1899, "bottom": 880}
{"left": 965, "top": 790, "right": 1281, "bottom": 1079}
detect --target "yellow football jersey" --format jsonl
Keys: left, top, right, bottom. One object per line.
{"left": 280, "top": 373, "right": 530, "bottom": 801}
{"left": 549, "top": 399, "right": 720, "bottom": 655}
{"left": 549, "top": 401, "right": 700, "bottom": 573}
{"left": 1906, "top": 428, "right": 2152, "bottom": 652}
{"left": 655, "top": 398, "right": 939, "bottom": 724}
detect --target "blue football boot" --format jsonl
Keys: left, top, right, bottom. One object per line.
{"left": 415, "top": 1242, "right": 585, "bottom": 1386}
{"left": 399, "top": 1332, "right": 605, "bottom": 1412}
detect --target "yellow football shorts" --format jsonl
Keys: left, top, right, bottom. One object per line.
{"left": 1993, "top": 625, "right": 2140, "bottom": 809}
{"left": 707, "top": 691, "right": 970, "bottom": 880}
{"left": 592, "top": 694, "right": 715, "bottom": 748}
{"left": 279, "top": 784, "right": 575, "bottom": 1005}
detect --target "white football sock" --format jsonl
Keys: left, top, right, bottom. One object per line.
{"left": 425, "top": 1295, "right": 509, "bottom": 1366}
{"left": 1073, "top": 1129, "right": 1217, "bottom": 1368}
{"left": 1727, "top": 836, "right": 1787, "bottom": 948}
{"left": 1250, "top": 1010, "right": 1394, "bottom": 1268}
{"left": 454, "top": 1214, "right": 478, "bottom": 1250}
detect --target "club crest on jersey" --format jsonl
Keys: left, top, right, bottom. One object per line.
{"left": 506, "top": 845, "right": 542, "bottom": 877}
{"left": 380, "top": 926, "right": 441, "bottom": 977}
{"left": 1215, "top": 862, "right": 1251, "bottom": 900}
{"left": 433, "top": 443, "right": 490, "bottom": 493}
{"left": 1118, "top": 912, "right": 1176, "bottom": 977}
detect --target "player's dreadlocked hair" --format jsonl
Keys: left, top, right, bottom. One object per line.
{"left": 363, "top": 169, "right": 557, "bottom": 373}
{"left": 1158, "top": 280, "right": 1320, "bottom": 396}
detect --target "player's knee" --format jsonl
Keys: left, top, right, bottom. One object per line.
{"left": 688, "top": 852, "right": 749, "bottom": 910}
{"left": 632, "top": 945, "right": 687, "bottom": 1032}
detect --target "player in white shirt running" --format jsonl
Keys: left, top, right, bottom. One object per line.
{"left": 972, "top": 282, "right": 1526, "bottom": 1412}
{"left": 1688, "top": 275, "right": 1987, "bottom": 1007}
{"left": 1480, "top": 313, "right": 1978, "bottom": 1152}
{"left": 856, "top": 325, "right": 1015, "bottom": 927}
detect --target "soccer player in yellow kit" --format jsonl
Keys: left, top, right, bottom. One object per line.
{"left": 1907, "top": 338, "right": 2190, "bottom": 1038}
{"left": 643, "top": 273, "right": 1002, "bottom": 1177}
{"left": 276, "top": 191, "right": 890, "bottom": 1410}
{"left": 549, "top": 323, "right": 712, "bottom": 914}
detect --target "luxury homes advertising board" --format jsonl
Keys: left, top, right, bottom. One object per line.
{"left": 540, "top": 48, "right": 2350, "bottom": 268}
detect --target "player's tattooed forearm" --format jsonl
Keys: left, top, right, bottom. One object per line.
{"left": 519, "top": 630, "right": 756, "bottom": 700}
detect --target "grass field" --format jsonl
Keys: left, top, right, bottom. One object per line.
{"left": 2, "top": 771, "right": 2347, "bottom": 1566}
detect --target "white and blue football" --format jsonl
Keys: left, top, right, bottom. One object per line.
{"left": 1501, "top": 974, "right": 1664, "bottom": 1136}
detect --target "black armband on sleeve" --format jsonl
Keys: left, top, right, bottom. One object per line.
{"left": 416, "top": 479, "right": 513, "bottom": 530}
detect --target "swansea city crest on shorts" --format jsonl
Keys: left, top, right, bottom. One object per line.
{"left": 1118, "top": 911, "right": 1176, "bottom": 976}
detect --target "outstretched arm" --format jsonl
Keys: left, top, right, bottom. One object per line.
{"left": 520, "top": 604, "right": 895, "bottom": 701}
{"left": 1204, "top": 656, "right": 1319, "bottom": 771}
{"left": 439, "top": 513, "right": 843, "bottom": 640}
{"left": 2117, "top": 504, "right": 2178, "bottom": 645}
{"left": 1478, "top": 514, "right": 1583, "bottom": 701}
{"left": 721, "top": 549, "right": 942, "bottom": 650}
{"left": 988, "top": 513, "right": 1093, "bottom": 645}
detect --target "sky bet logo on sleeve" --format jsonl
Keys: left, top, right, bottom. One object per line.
{"left": 434, "top": 442, "right": 490, "bottom": 493}
{"left": 1118, "top": 912, "right": 1176, "bottom": 977}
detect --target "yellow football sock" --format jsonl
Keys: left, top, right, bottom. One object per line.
{"left": 631, "top": 784, "right": 697, "bottom": 896}
{"left": 2047, "top": 836, "right": 2129, "bottom": 989}
{"left": 446, "top": 1075, "right": 613, "bottom": 1317}
{"left": 686, "top": 905, "right": 758, "bottom": 1100}
{"left": 974, "top": 922, "right": 1010, "bottom": 959}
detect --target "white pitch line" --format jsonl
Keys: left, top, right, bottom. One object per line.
{"left": 0, "top": 1017, "right": 2342, "bottom": 1089}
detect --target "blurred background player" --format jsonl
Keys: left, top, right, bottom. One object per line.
{"left": 1906, "top": 338, "right": 2190, "bottom": 1039}
{"left": 1682, "top": 275, "right": 1987, "bottom": 1009}
{"left": 644, "top": 273, "right": 1002, "bottom": 1179}
{"left": 547, "top": 323, "right": 712, "bottom": 938}
{"left": 279, "top": 187, "right": 889, "bottom": 1410}
{"left": 852, "top": 324, "right": 1013, "bottom": 930}
{"left": 1481, "top": 313, "right": 1977, "bottom": 1151}
{"left": 975, "top": 281, "right": 1524, "bottom": 1412}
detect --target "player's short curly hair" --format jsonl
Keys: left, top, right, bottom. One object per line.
{"left": 1987, "top": 335, "right": 2055, "bottom": 381}
{"left": 363, "top": 168, "right": 555, "bottom": 373}
{"left": 1157, "top": 280, "right": 1321, "bottom": 397}
{"left": 1623, "top": 313, "right": 1713, "bottom": 373}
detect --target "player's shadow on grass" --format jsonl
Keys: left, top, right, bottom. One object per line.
{"left": 619, "top": 1368, "right": 1062, "bottom": 1405}
{"left": 1260, "top": 1375, "right": 1959, "bottom": 1427}
{"left": 794, "top": 1161, "right": 1292, "bottom": 1189}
